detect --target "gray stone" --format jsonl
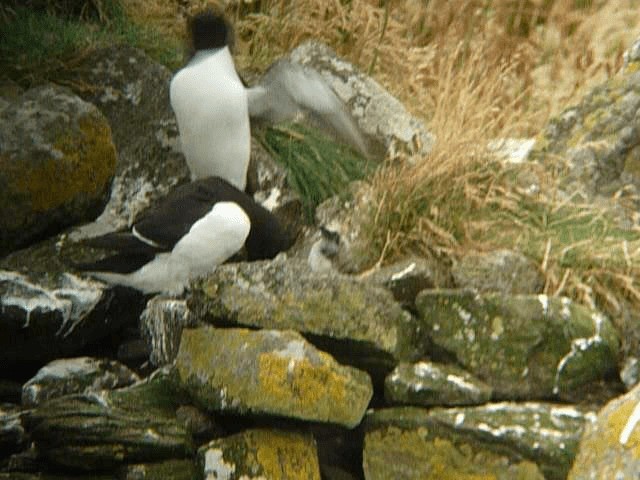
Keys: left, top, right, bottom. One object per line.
{"left": 174, "top": 326, "right": 373, "bottom": 428}
{"left": 22, "top": 357, "right": 140, "bottom": 407}
{"left": 366, "top": 257, "right": 439, "bottom": 306}
{"left": 416, "top": 290, "right": 620, "bottom": 400}
{"left": 187, "top": 258, "right": 421, "bottom": 376}
{"left": 364, "top": 404, "right": 593, "bottom": 480}
{"left": 0, "top": 84, "right": 117, "bottom": 253}
{"left": 289, "top": 41, "right": 434, "bottom": 159}
{"left": 384, "top": 361, "right": 492, "bottom": 407}
{"left": 452, "top": 249, "right": 544, "bottom": 294}
{"left": 0, "top": 266, "right": 144, "bottom": 374}
{"left": 24, "top": 369, "right": 193, "bottom": 471}
{"left": 568, "top": 381, "right": 640, "bottom": 479}
{"left": 118, "top": 459, "right": 198, "bottom": 480}
{"left": 0, "top": 404, "right": 26, "bottom": 456}
{"left": 68, "top": 45, "right": 189, "bottom": 240}
{"left": 198, "top": 429, "right": 321, "bottom": 480}
{"left": 140, "top": 296, "right": 196, "bottom": 367}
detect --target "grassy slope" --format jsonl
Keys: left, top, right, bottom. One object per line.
{"left": 2, "top": 0, "right": 640, "bottom": 317}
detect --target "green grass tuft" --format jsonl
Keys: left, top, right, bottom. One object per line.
{"left": 0, "top": 3, "right": 183, "bottom": 86}
{"left": 257, "top": 123, "right": 377, "bottom": 221}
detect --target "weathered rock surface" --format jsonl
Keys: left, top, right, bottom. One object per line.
{"left": 22, "top": 357, "right": 140, "bottom": 407}
{"left": 416, "top": 290, "right": 620, "bottom": 399}
{"left": 384, "top": 361, "right": 492, "bottom": 407}
{"left": 452, "top": 249, "right": 544, "bottom": 294}
{"left": 174, "top": 327, "right": 373, "bottom": 428}
{"left": 0, "top": 84, "right": 116, "bottom": 253}
{"left": 568, "top": 381, "right": 640, "bottom": 479}
{"left": 366, "top": 257, "right": 439, "bottom": 307}
{"left": 289, "top": 41, "right": 434, "bottom": 159}
{"left": 0, "top": 404, "right": 26, "bottom": 457}
{"left": 364, "top": 403, "right": 594, "bottom": 480}
{"left": 530, "top": 39, "right": 640, "bottom": 201}
{"left": 140, "top": 296, "right": 196, "bottom": 367}
{"left": 187, "top": 258, "right": 420, "bottom": 375}
{"left": 198, "top": 429, "right": 320, "bottom": 480}
{"left": 24, "top": 370, "right": 192, "bottom": 471}
{"left": 118, "top": 459, "right": 198, "bottom": 480}
{"left": 0, "top": 266, "right": 144, "bottom": 375}
{"left": 66, "top": 45, "right": 189, "bottom": 238}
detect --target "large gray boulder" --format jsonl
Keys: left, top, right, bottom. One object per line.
{"left": 0, "top": 84, "right": 117, "bottom": 253}
{"left": 416, "top": 290, "right": 620, "bottom": 400}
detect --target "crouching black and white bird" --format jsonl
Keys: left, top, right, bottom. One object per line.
{"left": 169, "top": 10, "right": 368, "bottom": 190}
{"left": 307, "top": 226, "right": 341, "bottom": 273}
{"left": 75, "top": 176, "right": 292, "bottom": 294}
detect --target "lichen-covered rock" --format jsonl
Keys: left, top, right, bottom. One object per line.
{"left": 24, "top": 370, "right": 192, "bottom": 471}
{"left": 365, "top": 257, "right": 439, "bottom": 307}
{"left": 568, "top": 381, "right": 640, "bottom": 479}
{"left": 364, "top": 404, "right": 594, "bottom": 480}
{"left": 187, "top": 258, "right": 420, "bottom": 376}
{"left": 452, "top": 249, "right": 544, "bottom": 294}
{"left": 289, "top": 41, "right": 434, "bottom": 159}
{"left": 384, "top": 361, "right": 492, "bottom": 407}
{"left": 21, "top": 357, "right": 140, "bottom": 407}
{"left": 530, "top": 36, "right": 640, "bottom": 200}
{"left": 198, "top": 429, "right": 320, "bottom": 480}
{"left": 67, "top": 45, "right": 189, "bottom": 239}
{"left": 0, "top": 265, "right": 144, "bottom": 375}
{"left": 119, "top": 459, "right": 198, "bottom": 480}
{"left": 174, "top": 327, "right": 373, "bottom": 428}
{"left": 0, "top": 84, "right": 116, "bottom": 253}
{"left": 140, "top": 296, "right": 196, "bottom": 367}
{"left": 416, "top": 290, "right": 620, "bottom": 399}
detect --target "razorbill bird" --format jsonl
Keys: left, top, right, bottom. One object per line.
{"left": 307, "top": 226, "right": 341, "bottom": 273}
{"left": 75, "top": 176, "right": 292, "bottom": 294}
{"left": 170, "top": 10, "right": 368, "bottom": 190}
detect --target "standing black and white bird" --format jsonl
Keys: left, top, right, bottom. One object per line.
{"left": 75, "top": 177, "right": 291, "bottom": 294}
{"left": 169, "top": 10, "right": 368, "bottom": 191}
{"left": 307, "top": 226, "right": 341, "bottom": 273}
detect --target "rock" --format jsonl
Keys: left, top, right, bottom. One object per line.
{"left": 67, "top": 45, "right": 189, "bottom": 239}
{"left": 452, "top": 249, "right": 544, "bottom": 294}
{"left": 623, "top": 36, "right": 640, "bottom": 73}
{"left": 621, "top": 356, "right": 640, "bottom": 390}
{"left": 187, "top": 258, "right": 420, "bottom": 377}
{"left": 364, "top": 403, "right": 594, "bottom": 480}
{"left": 198, "top": 429, "right": 320, "bottom": 480}
{"left": 21, "top": 357, "right": 140, "bottom": 407}
{"left": 0, "top": 403, "right": 26, "bottom": 457}
{"left": 174, "top": 326, "right": 373, "bottom": 428}
{"left": 568, "top": 381, "right": 640, "bottom": 479}
{"left": 0, "top": 264, "right": 144, "bottom": 376}
{"left": 289, "top": 41, "right": 434, "bottom": 159}
{"left": 118, "top": 459, "right": 198, "bottom": 480}
{"left": 416, "top": 290, "right": 620, "bottom": 400}
{"left": 0, "top": 84, "right": 117, "bottom": 253}
{"left": 530, "top": 39, "right": 640, "bottom": 201}
{"left": 384, "top": 361, "right": 492, "bottom": 407}
{"left": 140, "top": 296, "right": 196, "bottom": 367}
{"left": 365, "top": 257, "right": 439, "bottom": 307}
{"left": 24, "top": 370, "right": 193, "bottom": 471}
{"left": 247, "top": 137, "right": 305, "bottom": 242}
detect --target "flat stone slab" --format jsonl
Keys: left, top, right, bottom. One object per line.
{"left": 174, "top": 326, "right": 373, "bottom": 428}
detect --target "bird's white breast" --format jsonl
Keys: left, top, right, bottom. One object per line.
{"left": 170, "top": 48, "right": 251, "bottom": 190}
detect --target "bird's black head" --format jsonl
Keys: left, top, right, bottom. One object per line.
{"left": 188, "top": 10, "right": 233, "bottom": 52}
